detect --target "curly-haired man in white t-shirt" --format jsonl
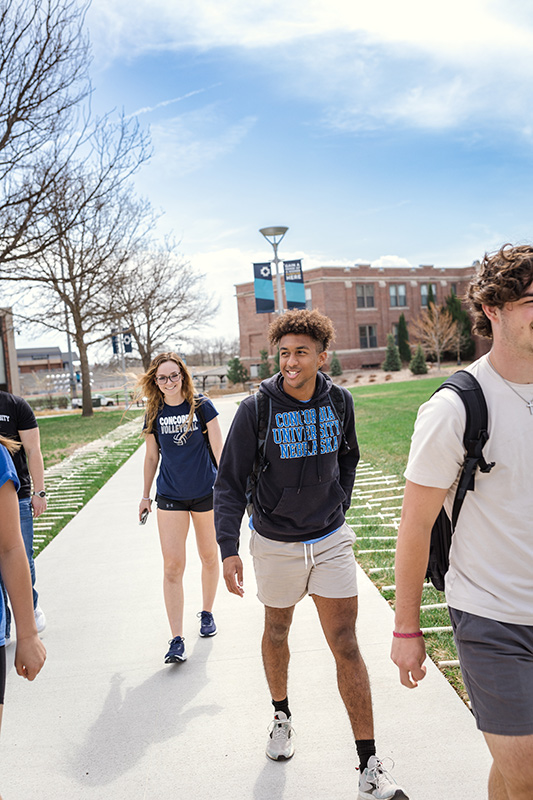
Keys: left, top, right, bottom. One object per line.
{"left": 392, "top": 243, "right": 533, "bottom": 800}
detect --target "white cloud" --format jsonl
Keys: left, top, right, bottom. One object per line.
{"left": 126, "top": 86, "right": 221, "bottom": 119}
{"left": 371, "top": 255, "right": 412, "bottom": 268}
{"left": 148, "top": 106, "right": 257, "bottom": 177}
{"left": 88, "top": 0, "right": 529, "bottom": 60}
{"left": 86, "top": 0, "right": 533, "bottom": 135}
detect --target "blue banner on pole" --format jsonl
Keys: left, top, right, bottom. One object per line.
{"left": 283, "top": 260, "right": 306, "bottom": 309}
{"left": 111, "top": 332, "right": 119, "bottom": 355}
{"left": 123, "top": 332, "right": 133, "bottom": 353}
{"left": 253, "top": 262, "right": 275, "bottom": 314}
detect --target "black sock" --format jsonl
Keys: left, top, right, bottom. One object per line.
{"left": 356, "top": 739, "right": 376, "bottom": 772}
{"left": 272, "top": 697, "right": 291, "bottom": 719}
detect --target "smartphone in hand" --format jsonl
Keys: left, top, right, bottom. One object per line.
{"left": 139, "top": 508, "right": 149, "bottom": 525}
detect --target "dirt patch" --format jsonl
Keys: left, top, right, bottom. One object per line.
{"left": 334, "top": 363, "right": 465, "bottom": 388}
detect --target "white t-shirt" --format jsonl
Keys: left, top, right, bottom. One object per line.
{"left": 405, "top": 354, "right": 533, "bottom": 625}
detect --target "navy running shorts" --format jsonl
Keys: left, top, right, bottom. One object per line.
{"left": 156, "top": 492, "right": 213, "bottom": 512}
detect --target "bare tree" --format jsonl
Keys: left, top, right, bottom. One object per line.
{"left": 0, "top": 0, "right": 92, "bottom": 263}
{"left": 114, "top": 240, "right": 218, "bottom": 369}
{"left": 6, "top": 119, "right": 153, "bottom": 415}
{"left": 184, "top": 336, "right": 239, "bottom": 366}
{"left": 410, "top": 302, "right": 458, "bottom": 370}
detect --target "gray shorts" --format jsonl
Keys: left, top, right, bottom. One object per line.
{"left": 449, "top": 607, "right": 533, "bottom": 736}
{"left": 249, "top": 522, "right": 358, "bottom": 608}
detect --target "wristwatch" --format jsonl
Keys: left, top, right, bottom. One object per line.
{"left": 32, "top": 490, "right": 46, "bottom": 498}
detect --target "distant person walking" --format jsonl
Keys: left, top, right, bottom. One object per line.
{"left": 137, "top": 353, "right": 223, "bottom": 664}
{"left": 0, "top": 434, "right": 46, "bottom": 787}
{"left": 0, "top": 390, "right": 47, "bottom": 645}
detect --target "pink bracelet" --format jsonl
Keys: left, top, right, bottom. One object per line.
{"left": 393, "top": 630, "right": 423, "bottom": 639}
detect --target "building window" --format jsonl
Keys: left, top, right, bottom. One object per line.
{"left": 391, "top": 323, "right": 399, "bottom": 346}
{"left": 421, "top": 283, "right": 437, "bottom": 306}
{"left": 359, "top": 325, "right": 377, "bottom": 349}
{"left": 305, "top": 287, "right": 312, "bottom": 310}
{"left": 356, "top": 283, "right": 375, "bottom": 308}
{"left": 250, "top": 364, "right": 259, "bottom": 378}
{"left": 389, "top": 284, "right": 406, "bottom": 307}
{"left": 450, "top": 283, "right": 457, "bottom": 296}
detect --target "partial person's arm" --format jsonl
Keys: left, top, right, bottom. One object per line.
{"left": 391, "top": 480, "right": 448, "bottom": 688}
{"left": 139, "top": 434, "right": 159, "bottom": 521}
{"left": 206, "top": 416, "right": 223, "bottom": 467}
{"left": 19, "top": 427, "right": 47, "bottom": 518}
{"left": 0, "top": 479, "right": 46, "bottom": 679}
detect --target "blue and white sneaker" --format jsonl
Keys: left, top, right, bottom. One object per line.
{"left": 197, "top": 610, "right": 217, "bottom": 637}
{"left": 358, "top": 756, "right": 409, "bottom": 799}
{"left": 164, "top": 636, "right": 187, "bottom": 663}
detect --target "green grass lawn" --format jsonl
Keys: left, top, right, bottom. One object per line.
{"left": 347, "top": 375, "right": 466, "bottom": 701}
{"left": 38, "top": 408, "right": 145, "bottom": 468}
{"left": 350, "top": 376, "right": 445, "bottom": 478}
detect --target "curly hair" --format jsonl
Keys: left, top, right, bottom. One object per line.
{"left": 134, "top": 352, "right": 200, "bottom": 437}
{"left": 268, "top": 309, "right": 335, "bottom": 351}
{"left": 467, "top": 244, "right": 533, "bottom": 338}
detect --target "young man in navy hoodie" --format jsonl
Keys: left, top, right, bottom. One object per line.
{"left": 215, "top": 309, "right": 408, "bottom": 800}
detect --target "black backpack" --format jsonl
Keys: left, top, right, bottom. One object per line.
{"left": 195, "top": 399, "right": 218, "bottom": 468}
{"left": 425, "top": 371, "right": 495, "bottom": 591}
{"left": 245, "top": 384, "right": 350, "bottom": 516}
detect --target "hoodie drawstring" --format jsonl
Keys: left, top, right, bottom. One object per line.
{"left": 303, "top": 542, "right": 316, "bottom": 569}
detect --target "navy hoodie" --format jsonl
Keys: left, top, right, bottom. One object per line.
{"left": 214, "top": 371, "right": 359, "bottom": 560}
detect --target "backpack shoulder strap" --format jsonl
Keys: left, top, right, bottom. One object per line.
{"left": 433, "top": 370, "right": 494, "bottom": 527}
{"left": 329, "top": 383, "right": 351, "bottom": 454}
{"left": 254, "top": 389, "right": 272, "bottom": 463}
{"left": 194, "top": 397, "right": 207, "bottom": 430}
{"left": 193, "top": 396, "right": 217, "bottom": 467}
{"left": 329, "top": 383, "right": 346, "bottom": 421}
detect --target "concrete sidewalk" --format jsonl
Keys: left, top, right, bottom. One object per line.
{"left": 1, "top": 394, "right": 491, "bottom": 799}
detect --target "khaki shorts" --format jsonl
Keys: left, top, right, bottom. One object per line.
{"left": 249, "top": 522, "right": 358, "bottom": 608}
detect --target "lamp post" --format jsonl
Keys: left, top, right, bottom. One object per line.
{"left": 259, "top": 226, "right": 288, "bottom": 314}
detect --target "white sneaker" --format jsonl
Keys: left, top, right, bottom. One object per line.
{"left": 266, "top": 711, "right": 295, "bottom": 761}
{"left": 358, "top": 756, "right": 409, "bottom": 799}
{"left": 34, "top": 604, "right": 46, "bottom": 633}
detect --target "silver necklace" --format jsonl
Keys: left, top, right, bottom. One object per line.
{"left": 487, "top": 355, "right": 533, "bottom": 415}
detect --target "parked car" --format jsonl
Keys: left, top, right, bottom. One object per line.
{"left": 71, "top": 393, "right": 116, "bottom": 409}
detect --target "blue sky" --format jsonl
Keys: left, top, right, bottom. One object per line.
{"left": 18, "top": 0, "right": 533, "bottom": 347}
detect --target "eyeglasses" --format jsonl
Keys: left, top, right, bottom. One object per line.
{"left": 155, "top": 372, "right": 182, "bottom": 385}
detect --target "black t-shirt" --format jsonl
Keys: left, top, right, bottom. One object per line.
{"left": 0, "top": 391, "right": 38, "bottom": 497}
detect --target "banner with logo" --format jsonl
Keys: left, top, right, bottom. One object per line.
{"left": 283, "top": 260, "right": 306, "bottom": 309}
{"left": 253, "top": 262, "right": 275, "bottom": 314}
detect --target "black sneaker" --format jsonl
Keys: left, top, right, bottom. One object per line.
{"left": 197, "top": 610, "right": 217, "bottom": 637}
{"left": 164, "top": 635, "right": 187, "bottom": 663}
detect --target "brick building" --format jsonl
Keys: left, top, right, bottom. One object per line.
{"left": 236, "top": 261, "right": 484, "bottom": 374}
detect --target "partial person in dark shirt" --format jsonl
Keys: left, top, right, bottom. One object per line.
{"left": 0, "top": 391, "right": 47, "bottom": 644}
{"left": 136, "top": 352, "right": 223, "bottom": 664}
